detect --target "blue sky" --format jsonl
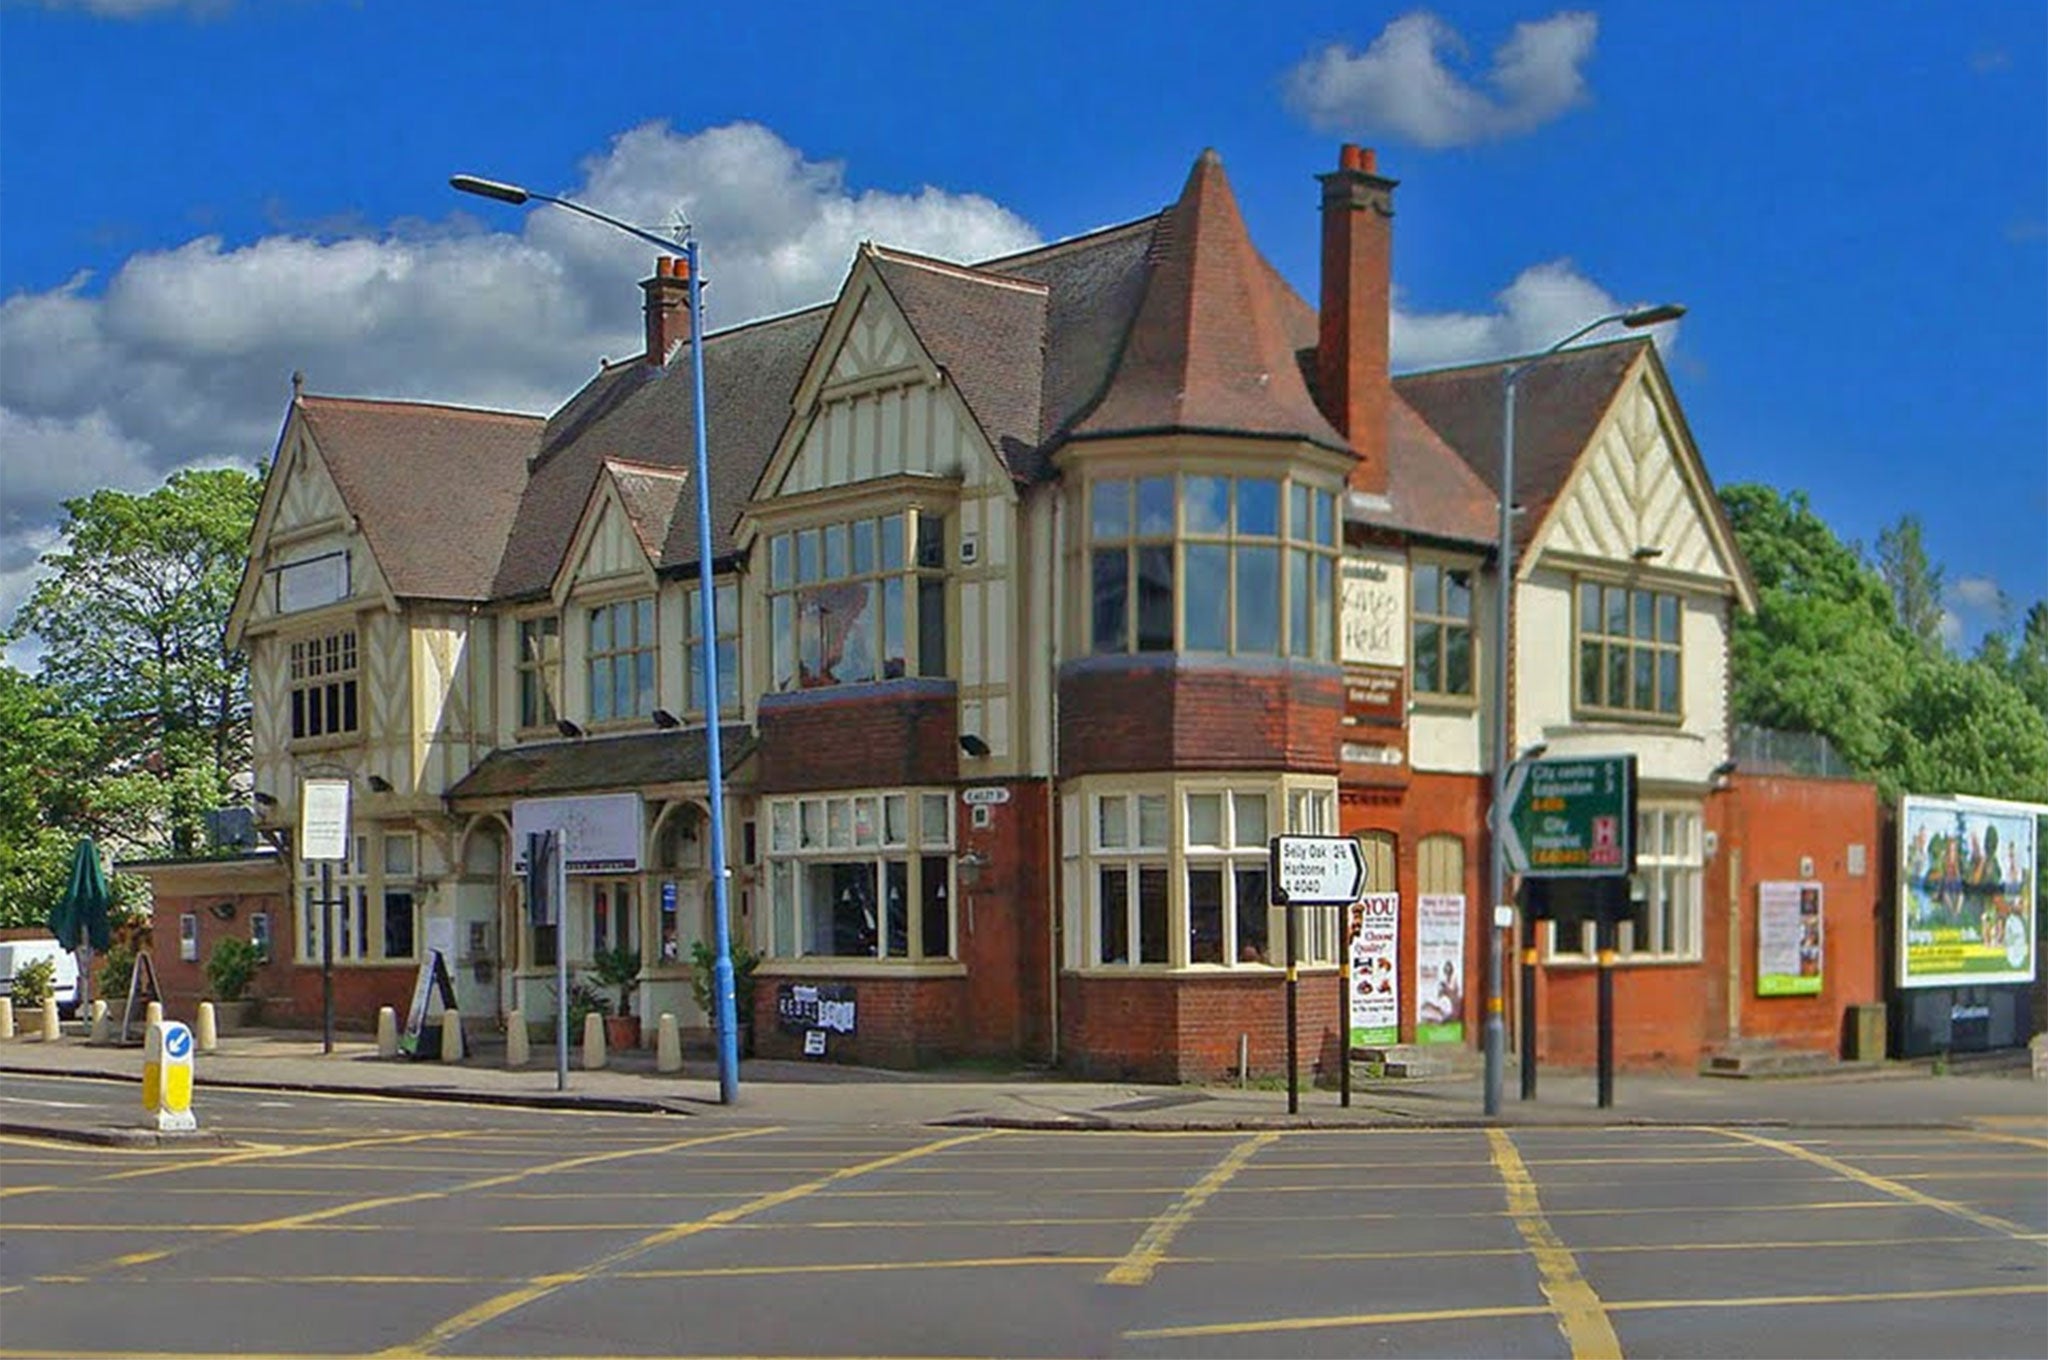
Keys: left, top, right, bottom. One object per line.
{"left": 2, "top": 0, "right": 2042, "bottom": 663}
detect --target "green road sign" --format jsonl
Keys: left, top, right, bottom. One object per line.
{"left": 1501, "top": 755, "right": 1636, "bottom": 878}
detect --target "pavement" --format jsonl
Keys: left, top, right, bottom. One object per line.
{"left": 2, "top": 1021, "right": 2044, "bottom": 1142}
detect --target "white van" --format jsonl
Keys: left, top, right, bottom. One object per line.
{"left": 0, "top": 939, "right": 82, "bottom": 1017}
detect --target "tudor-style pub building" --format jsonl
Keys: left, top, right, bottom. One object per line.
{"left": 170, "top": 144, "right": 1882, "bottom": 1079}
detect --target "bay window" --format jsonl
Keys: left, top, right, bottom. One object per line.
{"left": 587, "top": 597, "right": 656, "bottom": 722}
{"left": 1088, "top": 472, "right": 1338, "bottom": 658}
{"left": 763, "top": 789, "right": 954, "bottom": 961}
{"left": 767, "top": 510, "right": 947, "bottom": 692}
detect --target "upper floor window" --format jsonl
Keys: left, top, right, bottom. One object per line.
{"left": 587, "top": 597, "right": 656, "bottom": 723}
{"left": 684, "top": 581, "right": 740, "bottom": 716}
{"left": 1577, "top": 582, "right": 1681, "bottom": 717}
{"left": 767, "top": 511, "right": 947, "bottom": 693}
{"left": 1411, "top": 561, "right": 1475, "bottom": 698}
{"left": 517, "top": 616, "right": 561, "bottom": 730}
{"left": 289, "top": 630, "right": 358, "bottom": 740}
{"left": 1088, "top": 473, "right": 1337, "bottom": 658}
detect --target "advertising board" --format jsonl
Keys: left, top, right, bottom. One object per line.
{"left": 1898, "top": 795, "right": 2039, "bottom": 989}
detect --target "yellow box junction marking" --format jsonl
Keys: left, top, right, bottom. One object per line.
{"left": 1102, "top": 1130, "right": 1277, "bottom": 1286}
{"left": 386, "top": 1128, "right": 1002, "bottom": 1357}
{"left": 1712, "top": 1127, "right": 2048, "bottom": 1243}
{"left": 1487, "top": 1128, "right": 1623, "bottom": 1360}
{"left": 0, "top": 1129, "right": 475, "bottom": 1201}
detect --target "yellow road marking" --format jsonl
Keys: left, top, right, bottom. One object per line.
{"left": 385, "top": 1129, "right": 1001, "bottom": 1357}
{"left": 1964, "top": 1128, "right": 2048, "bottom": 1153}
{"left": 1488, "top": 1128, "right": 1622, "bottom": 1360}
{"left": 74, "top": 1125, "right": 778, "bottom": 1274}
{"left": 0, "top": 1130, "right": 474, "bottom": 1200}
{"left": 1126, "top": 1282, "right": 2048, "bottom": 1341}
{"left": 1713, "top": 1127, "right": 2046, "bottom": 1242}
{"left": 1102, "top": 1130, "right": 1276, "bottom": 1286}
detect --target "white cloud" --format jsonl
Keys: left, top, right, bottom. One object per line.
{"left": 1392, "top": 259, "right": 1680, "bottom": 370}
{"left": 0, "top": 121, "right": 1038, "bottom": 652}
{"left": 1287, "top": 10, "right": 1598, "bottom": 148}
{"left": 23, "top": 0, "right": 233, "bottom": 16}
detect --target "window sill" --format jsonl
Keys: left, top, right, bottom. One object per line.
{"left": 291, "top": 956, "right": 417, "bottom": 968}
{"left": 1409, "top": 692, "right": 1479, "bottom": 713}
{"left": 1544, "top": 953, "right": 1701, "bottom": 969}
{"left": 1065, "top": 963, "right": 1343, "bottom": 978}
{"left": 288, "top": 733, "right": 363, "bottom": 754}
{"left": 755, "top": 958, "right": 967, "bottom": 978}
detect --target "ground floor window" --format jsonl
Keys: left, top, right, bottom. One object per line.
{"left": 1547, "top": 803, "right": 1702, "bottom": 961}
{"left": 762, "top": 789, "right": 954, "bottom": 961}
{"left": 1063, "top": 775, "right": 1340, "bottom": 971}
{"left": 297, "top": 828, "right": 418, "bottom": 964}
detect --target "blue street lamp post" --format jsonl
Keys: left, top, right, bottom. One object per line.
{"left": 451, "top": 174, "right": 741, "bottom": 1105}
{"left": 1483, "top": 302, "right": 1685, "bottom": 1118}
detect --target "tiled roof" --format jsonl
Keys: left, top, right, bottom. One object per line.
{"left": 868, "top": 249, "right": 1047, "bottom": 481}
{"left": 446, "top": 725, "right": 755, "bottom": 802}
{"left": 296, "top": 396, "right": 541, "bottom": 601}
{"left": 1063, "top": 150, "right": 1347, "bottom": 453}
{"left": 1394, "top": 338, "right": 1645, "bottom": 537}
{"left": 604, "top": 460, "right": 692, "bottom": 565}
{"left": 1346, "top": 395, "right": 1500, "bottom": 546}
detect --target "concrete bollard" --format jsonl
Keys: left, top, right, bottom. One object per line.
{"left": 0, "top": 995, "right": 15, "bottom": 1040}
{"left": 145, "top": 1000, "right": 164, "bottom": 1032}
{"left": 440, "top": 1008, "right": 464, "bottom": 1063}
{"left": 375, "top": 1006, "right": 400, "bottom": 1058}
{"left": 581, "top": 1010, "right": 607, "bottom": 1070}
{"left": 41, "top": 997, "right": 62, "bottom": 1041}
{"left": 89, "top": 999, "right": 110, "bottom": 1044}
{"left": 657, "top": 1012, "right": 683, "bottom": 1073}
{"left": 195, "top": 1001, "right": 218, "bottom": 1052}
{"left": 505, "top": 1010, "right": 530, "bottom": 1067}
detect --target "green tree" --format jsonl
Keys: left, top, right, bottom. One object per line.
{"left": 4, "top": 466, "right": 262, "bottom": 857}
{"left": 1883, "top": 651, "right": 2048, "bottom": 804}
{"left": 1873, "top": 515, "right": 1948, "bottom": 648}
{"left": 0, "top": 665, "right": 99, "bottom": 928}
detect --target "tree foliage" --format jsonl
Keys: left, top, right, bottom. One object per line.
{"left": 5, "top": 467, "right": 262, "bottom": 861}
{"left": 1721, "top": 484, "right": 2048, "bottom": 803}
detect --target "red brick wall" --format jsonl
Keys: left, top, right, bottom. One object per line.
{"left": 141, "top": 889, "right": 291, "bottom": 1017}
{"left": 1059, "top": 659, "right": 1343, "bottom": 777}
{"left": 260, "top": 965, "right": 420, "bottom": 1032}
{"left": 757, "top": 685, "right": 960, "bottom": 792}
{"left": 1058, "top": 970, "right": 1343, "bottom": 1083}
{"left": 750, "top": 974, "right": 966, "bottom": 1067}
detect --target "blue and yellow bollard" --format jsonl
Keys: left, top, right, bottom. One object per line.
{"left": 142, "top": 1019, "right": 198, "bottom": 1132}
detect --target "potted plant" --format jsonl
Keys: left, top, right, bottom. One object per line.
{"left": 591, "top": 945, "right": 643, "bottom": 1050}
{"left": 204, "top": 937, "right": 260, "bottom": 1030}
{"left": 564, "top": 979, "right": 609, "bottom": 1044}
{"left": 690, "top": 939, "right": 760, "bottom": 1056}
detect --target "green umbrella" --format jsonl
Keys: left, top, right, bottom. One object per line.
{"left": 51, "top": 837, "right": 113, "bottom": 953}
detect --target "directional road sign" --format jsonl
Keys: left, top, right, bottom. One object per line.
{"left": 1268, "top": 835, "right": 1368, "bottom": 906}
{"left": 1500, "top": 754, "right": 1636, "bottom": 878}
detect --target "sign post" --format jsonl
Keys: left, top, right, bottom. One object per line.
{"left": 524, "top": 829, "right": 567, "bottom": 1092}
{"left": 299, "top": 778, "right": 352, "bottom": 1056}
{"left": 1502, "top": 755, "right": 1637, "bottom": 1108}
{"left": 1269, "top": 835, "right": 1369, "bottom": 1114}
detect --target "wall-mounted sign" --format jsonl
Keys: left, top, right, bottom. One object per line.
{"left": 1345, "top": 668, "right": 1405, "bottom": 728}
{"left": 1414, "top": 894, "right": 1467, "bottom": 1043}
{"left": 273, "top": 551, "right": 350, "bottom": 615}
{"left": 1348, "top": 893, "right": 1400, "bottom": 1048}
{"left": 1340, "top": 552, "right": 1407, "bottom": 669}
{"left": 1340, "top": 741, "right": 1404, "bottom": 767}
{"left": 512, "top": 793, "right": 644, "bottom": 875}
{"left": 961, "top": 787, "right": 1011, "bottom": 806}
{"left": 1757, "top": 881, "right": 1824, "bottom": 997}
{"left": 777, "top": 982, "right": 857, "bottom": 1035}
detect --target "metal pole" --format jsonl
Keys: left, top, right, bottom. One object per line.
{"left": 1520, "top": 904, "right": 1539, "bottom": 1100}
{"left": 1285, "top": 905, "right": 1300, "bottom": 1115}
{"left": 320, "top": 861, "right": 335, "bottom": 1055}
{"left": 1338, "top": 940, "right": 1351, "bottom": 1109}
{"left": 1597, "top": 911, "right": 1616, "bottom": 1109}
{"left": 1484, "top": 374, "right": 1519, "bottom": 1117}
{"left": 555, "top": 834, "right": 569, "bottom": 1093}
{"left": 688, "top": 238, "right": 741, "bottom": 1107}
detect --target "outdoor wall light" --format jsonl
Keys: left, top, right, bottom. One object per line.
{"left": 959, "top": 734, "right": 991, "bottom": 758}
{"left": 556, "top": 719, "right": 586, "bottom": 740}
{"left": 652, "top": 709, "right": 681, "bottom": 729}
{"left": 366, "top": 774, "right": 394, "bottom": 793}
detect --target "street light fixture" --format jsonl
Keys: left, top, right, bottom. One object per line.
{"left": 1482, "top": 302, "right": 1685, "bottom": 1118}
{"left": 452, "top": 171, "right": 743, "bottom": 1107}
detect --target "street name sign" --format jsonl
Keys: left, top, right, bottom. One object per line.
{"left": 1268, "top": 835, "right": 1368, "bottom": 906}
{"left": 1501, "top": 755, "right": 1636, "bottom": 878}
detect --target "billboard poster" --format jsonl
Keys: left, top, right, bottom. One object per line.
{"left": 1413, "top": 894, "right": 1467, "bottom": 1043}
{"left": 1348, "top": 893, "right": 1400, "bottom": 1048}
{"left": 1898, "top": 796, "right": 2038, "bottom": 989}
{"left": 1756, "top": 881, "right": 1824, "bottom": 997}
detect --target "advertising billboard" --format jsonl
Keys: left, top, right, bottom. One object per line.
{"left": 1898, "top": 795, "right": 2039, "bottom": 989}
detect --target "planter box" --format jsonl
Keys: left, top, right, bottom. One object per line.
{"left": 604, "top": 1015, "right": 642, "bottom": 1051}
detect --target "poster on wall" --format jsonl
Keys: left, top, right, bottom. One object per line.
{"left": 1413, "top": 894, "right": 1467, "bottom": 1043}
{"left": 1898, "top": 795, "right": 2040, "bottom": 989}
{"left": 1756, "top": 881, "right": 1824, "bottom": 997}
{"left": 1348, "top": 893, "right": 1400, "bottom": 1048}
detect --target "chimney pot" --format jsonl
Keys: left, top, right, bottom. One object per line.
{"left": 1341, "top": 144, "right": 1374, "bottom": 173}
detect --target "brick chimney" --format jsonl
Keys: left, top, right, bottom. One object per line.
{"left": 1315, "top": 145, "right": 1398, "bottom": 495}
{"left": 640, "top": 256, "right": 692, "bottom": 366}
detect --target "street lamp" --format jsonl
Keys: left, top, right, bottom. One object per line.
{"left": 452, "top": 172, "right": 742, "bottom": 1106}
{"left": 1482, "top": 302, "right": 1684, "bottom": 1117}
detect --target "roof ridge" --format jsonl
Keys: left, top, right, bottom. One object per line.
{"left": 298, "top": 394, "right": 546, "bottom": 423}
{"left": 866, "top": 244, "right": 1051, "bottom": 294}
{"left": 973, "top": 213, "right": 1162, "bottom": 270}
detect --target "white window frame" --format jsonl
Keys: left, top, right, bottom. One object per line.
{"left": 762, "top": 788, "right": 955, "bottom": 962}
{"left": 586, "top": 596, "right": 657, "bottom": 724}
{"left": 1548, "top": 803, "right": 1702, "bottom": 962}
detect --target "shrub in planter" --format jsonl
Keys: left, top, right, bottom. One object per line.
{"left": 689, "top": 940, "right": 760, "bottom": 1051}
{"left": 205, "top": 938, "right": 260, "bottom": 1002}
{"left": 10, "top": 956, "right": 57, "bottom": 1009}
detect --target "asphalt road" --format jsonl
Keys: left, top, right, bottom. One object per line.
{"left": 1, "top": 1074, "right": 2044, "bottom": 1358}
